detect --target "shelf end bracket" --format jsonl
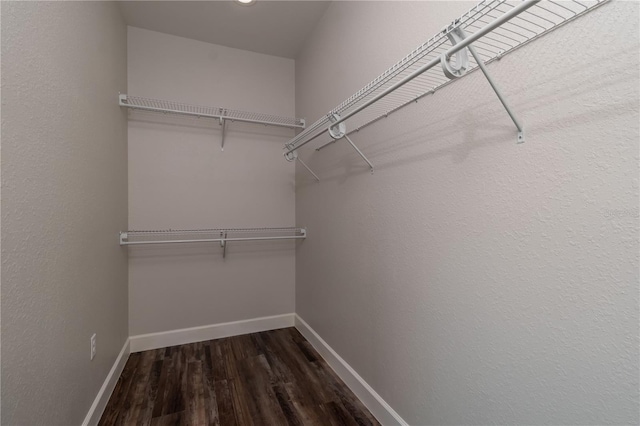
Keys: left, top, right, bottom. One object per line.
{"left": 344, "top": 135, "right": 374, "bottom": 173}
{"left": 296, "top": 156, "right": 320, "bottom": 182}
{"left": 219, "top": 109, "right": 227, "bottom": 151}
{"left": 221, "top": 231, "right": 227, "bottom": 258}
{"left": 284, "top": 148, "right": 320, "bottom": 182}
{"left": 466, "top": 43, "right": 525, "bottom": 144}
{"left": 442, "top": 25, "right": 524, "bottom": 144}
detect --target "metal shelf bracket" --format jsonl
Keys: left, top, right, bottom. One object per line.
{"left": 442, "top": 25, "right": 525, "bottom": 143}
{"left": 344, "top": 135, "right": 374, "bottom": 173}
{"left": 328, "top": 113, "right": 346, "bottom": 140}
{"left": 221, "top": 231, "right": 227, "bottom": 258}
{"left": 464, "top": 36, "right": 525, "bottom": 144}
{"left": 284, "top": 149, "right": 320, "bottom": 182}
{"left": 441, "top": 24, "right": 469, "bottom": 79}
{"left": 327, "top": 113, "right": 374, "bottom": 172}
{"left": 219, "top": 109, "right": 228, "bottom": 151}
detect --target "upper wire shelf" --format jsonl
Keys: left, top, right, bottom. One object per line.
{"left": 283, "top": 0, "right": 607, "bottom": 159}
{"left": 120, "top": 94, "right": 306, "bottom": 129}
{"left": 119, "top": 227, "right": 306, "bottom": 258}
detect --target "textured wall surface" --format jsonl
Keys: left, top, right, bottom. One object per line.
{"left": 127, "top": 28, "right": 296, "bottom": 336}
{"left": 294, "top": 2, "right": 639, "bottom": 424}
{"left": 1, "top": 2, "right": 128, "bottom": 425}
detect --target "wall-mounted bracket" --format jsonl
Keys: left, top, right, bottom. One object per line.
{"left": 297, "top": 156, "right": 320, "bottom": 182}
{"left": 219, "top": 109, "right": 228, "bottom": 151}
{"left": 313, "top": 134, "right": 374, "bottom": 173}
{"left": 221, "top": 231, "right": 227, "bottom": 258}
{"left": 284, "top": 149, "right": 320, "bottom": 181}
{"left": 344, "top": 135, "right": 374, "bottom": 173}
{"left": 119, "top": 232, "right": 128, "bottom": 245}
{"left": 441, "top": 25, "right": 469, "bottom": 79}
{"left": 464, "top": 39, "right": 525, "bottom": 144}
{"left": 284, "top": 145, "right": 297, "bottom": 162}
{"left": 321, "top": 113, "right": 373, "bottom": 172}
{"left": 328, "top": 113, "right": 346, "bottom": 140}
{"left": 441, "top": 25, "right": 525, "bottom": 144}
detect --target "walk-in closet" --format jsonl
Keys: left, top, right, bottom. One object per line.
{"left": 2, "top": 0, "right": 638, "bottom": 425}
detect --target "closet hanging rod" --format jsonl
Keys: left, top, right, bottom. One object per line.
{"left": 119, "top": 94, "right": 306, "bottom": 130}
{"left": 283, "top": 0, "right": 607, "bottom": 164}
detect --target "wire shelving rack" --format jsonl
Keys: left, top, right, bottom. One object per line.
{"left": 283, "top": 0, "right": 608, "bottom": 177}
{"left": 119, "top": 94, "right": 306, "bottom": 150}
{"left": 119, "top": 227, "right": 306, "bottom": 258}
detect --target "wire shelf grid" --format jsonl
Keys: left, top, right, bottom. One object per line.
{"left": 120, "top": 227, "right": 307, "bottom": 246}
{"left": 284, "top": 0, "right": 607, "bottom": 153}
{"left": 120, "top": 95, "right": 305, "bottom": 129}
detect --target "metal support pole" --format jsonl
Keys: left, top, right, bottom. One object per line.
{"left": 221, "top": 231, "right": 227, "bottom": 258}
{"left": 316, "top": 140, "right": 337, "bottom": 151}
{"left": 220, "top": 118, "right": 227, "bottom": 151}
{"left": 344, "top": 135, "right": 374, "bottom": 172}
{"left": 466, "top": 44, "right": 525, "bottom": 143}
{"left": 296, "top": 157, "right": 320, "bottom": 182}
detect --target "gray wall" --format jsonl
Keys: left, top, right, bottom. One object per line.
{"left": 1, "top": 2, "right": 128, "bottom": 425}
{"left": 127, "top": 27, "right": 296, "bottom": 336}
{"left": 294, "top": 1, "right": 639, "bottom": 424}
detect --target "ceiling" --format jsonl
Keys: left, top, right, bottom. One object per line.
{"left": 119, "top": 1, "right": 332, "bottom": 59}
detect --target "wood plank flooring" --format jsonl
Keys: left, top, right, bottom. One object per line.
{"left": 99, "top": 327, "right": 380, "bottom": 426}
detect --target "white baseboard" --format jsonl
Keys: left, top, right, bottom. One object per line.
{"left": 83, "top": 314, "right": 403, "bottom": 426}
{"left": 294, "top": 315, "right": 408, "bottom": 426}
{"left": 130, "top": 313, "right": 295, "bottom": 353}
{"left": 82, "top": 338, "right": 131, "bottom": 426}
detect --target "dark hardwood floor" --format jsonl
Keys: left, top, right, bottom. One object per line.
{"left": 99, "top": 327, "right": 380, "bottom": 426}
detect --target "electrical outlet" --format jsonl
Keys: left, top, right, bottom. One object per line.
{"left": 90, "top": 334, "right": 96, "bottom": 360}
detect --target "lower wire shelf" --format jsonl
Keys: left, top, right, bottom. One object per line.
{"left": 119, "top": 227, "right": 306, "bottom": 258}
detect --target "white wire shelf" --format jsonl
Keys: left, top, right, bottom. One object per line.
{"left": 283, "top": 0, "right": 607, "bottom": 165}
{"left": 119, "top": 227, "right": 306, "bottom": 257}
{"left": 120, "top": 94, "right": 305, "bottom": 129}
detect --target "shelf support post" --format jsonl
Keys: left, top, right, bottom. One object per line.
{"left": 284, "top": 148, "right": 320, "bottom": 182}
{"left": 296, "top": 156, "right": 320, "bottom": 182}
{"left": 221, "top": 231, "right": 227, "bottom": 258}
{"left": 344, "top": 135, "right": 374, "bottom": 173}
{"left": 220, "top": 119, "right": 227, "bottom": 151}
{"left": 465, "top": 43, "right": 525, "bottom": 144}
{"left": 328, "top": 113, "right": 374, "bottom": 172}
{"left": 219, "top": 109, "right": 227, "bottom": 151}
